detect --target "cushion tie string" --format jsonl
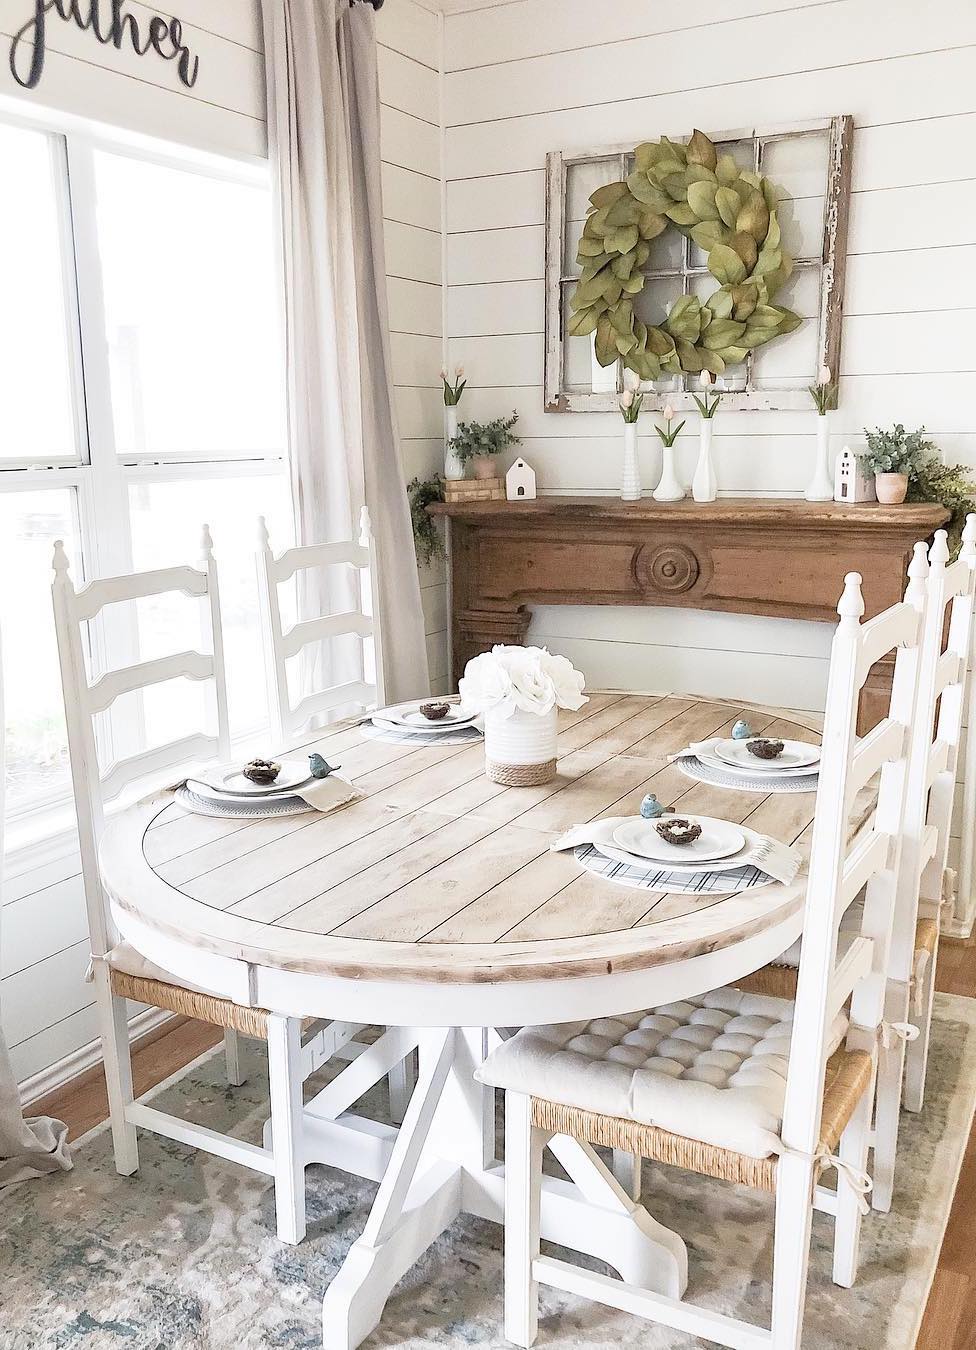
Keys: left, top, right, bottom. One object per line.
{"left": 880, "top": 1020, "right": 921, "bottom": 1051}
{"left": 815, "top": 1150, "right": 873, "bottom": 1216}
{"left": 911, "top": 950, "right": 932, "bottom": 1014}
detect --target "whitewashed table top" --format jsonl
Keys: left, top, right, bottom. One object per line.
{"left": 99, "top": 693, "right": 840, "bottom": 986}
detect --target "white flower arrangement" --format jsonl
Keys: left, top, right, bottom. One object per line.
{"left": 459, "top": 645, "right": 588, "bottom": 719}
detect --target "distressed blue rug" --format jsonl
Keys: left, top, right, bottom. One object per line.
{"left": 2, "top": 993, "right": 974, "bottom": 1349}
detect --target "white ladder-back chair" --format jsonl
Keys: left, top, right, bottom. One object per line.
{"left": 257, "top": 507, "right": 386, "bottom": 746}
{"left": 51, "top": 528, "right": 308, "bottom": 1245}
{"left": 872, "top": 521, "right": 976, "bottom": 1212}
{"left": 481, "top": 573, "right": 922, "bottom": 1350}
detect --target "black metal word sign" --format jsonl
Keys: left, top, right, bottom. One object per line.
{"left": 10, "top": 1, "right": 201, "bottom": 92}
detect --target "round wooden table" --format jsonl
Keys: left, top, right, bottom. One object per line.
{"left": 99, "top": 692, "right": 823, "bottom": 1350}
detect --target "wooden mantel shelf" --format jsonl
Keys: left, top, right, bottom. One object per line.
{"left": 430, "top": 495, "right": 945, "bottom": 530}
{"left": 430, "top": 495, "right": 949, "bottom": 725}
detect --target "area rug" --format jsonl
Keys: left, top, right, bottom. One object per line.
{"left": 2, "top": 993, "right": 975, "bottom": 1349}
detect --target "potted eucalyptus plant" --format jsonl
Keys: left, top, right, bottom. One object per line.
{"left": 858, "top": 425, "right": 934, "bottom": 505}
{"left": 448, "top": 412, "right": 520, "bottom": 480}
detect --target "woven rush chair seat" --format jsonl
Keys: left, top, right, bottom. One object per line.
{"left": 478, "top": 986, "right": 854, "bottom": 1170}
{"left": 737, "top": 914, "right": 938, "bottom": 1001}
{"left": 528, "top": 1049, "right": 872, "bottom": 1193}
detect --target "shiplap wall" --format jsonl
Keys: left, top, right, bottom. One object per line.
{"left": 442, "top": 0, "right": 976, "bottom": 709}
{"left": 2, "top": 0, "right": 448, "bottom": 1094}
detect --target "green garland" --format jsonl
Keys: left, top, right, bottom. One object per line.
{"left": 407, "top": 476, "right": 445, "bottom": 565}
{"left": 569, "top": 129, "right": 801, "bottom": 380}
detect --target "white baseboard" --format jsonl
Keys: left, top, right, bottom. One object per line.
{"left": 18, "top": 1007, "right": 175, "bottom": 1109}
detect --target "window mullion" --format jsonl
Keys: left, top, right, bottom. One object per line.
{"left": 64, "top": 136, "right": 144, "bottom": 767}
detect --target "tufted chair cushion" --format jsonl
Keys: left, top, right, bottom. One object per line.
{"left": 478, "top": 986, "right": 849, "bottom": 1159}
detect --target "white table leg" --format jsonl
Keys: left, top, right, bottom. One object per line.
{"left": 307, "top": 1026, "right": 689, "bottom": 1350}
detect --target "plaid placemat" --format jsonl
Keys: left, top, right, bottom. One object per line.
{"left": 360, "top": 722, "right": 483, "bottom": 746}
{"left": 574, "top": 842, "right": 778, "bottom": 895}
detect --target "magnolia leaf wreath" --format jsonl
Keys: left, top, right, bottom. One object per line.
{"left": 568, "top": 129, "right": 802, "bottom": 379}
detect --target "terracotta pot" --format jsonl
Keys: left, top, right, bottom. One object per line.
{"left": 874, "top": 472, "right": 908, "bottom": 505}
{"left": 472, "top": 454, "right": 497, "bottom": 480}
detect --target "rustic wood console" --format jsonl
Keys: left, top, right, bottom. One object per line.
{"left": 428, "top": 496, "right": 949, "bottom": 727}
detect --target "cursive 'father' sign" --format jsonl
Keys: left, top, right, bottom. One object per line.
{"left": 10, "top": 1, "right": 201, "bottom": 92}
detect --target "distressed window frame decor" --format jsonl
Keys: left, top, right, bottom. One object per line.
{"left": 544, "top": 115, "right": 853, "bottom": 413}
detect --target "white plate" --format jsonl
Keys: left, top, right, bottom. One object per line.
{"left": 186, "top": 777, "right": 311, "bottom": 809}
{"left": 612, "top": 815, "right": 746, "bottom": 864}
{"left": 713, "top": 738, "right": 821, "bottom": 771}
{"left": 376, "top": 700, "right": 478, "bottom": 729}
{"left": 196, "top": 760, "right": 314, "bottom": 797}
{"left": 695, "top": 746, "right": 818, "bottom": 780}
{"left": 589, "top": 819, "right": 756, "bottom": 874}
{"left": 385, "top": 706, "right": 479, "bottom": 730}
{"left": 371, "top": 715, "right": 474, "bottom": 737}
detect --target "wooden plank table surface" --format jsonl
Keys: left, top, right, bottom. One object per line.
{"left": 101, "top": 693, "right": 833, "bottom": 992}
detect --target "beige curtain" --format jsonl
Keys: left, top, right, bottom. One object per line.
{"left": 0, "top": 632, "right": 72, "bottom": 1189}
{"left": 261, "top": 0, "right": 430, "bottom": 704}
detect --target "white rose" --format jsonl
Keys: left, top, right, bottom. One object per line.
{"left": 458, "top": 650, "right": 516, "bottom": 716}
{"left": 540, "top": 650, "right": 588, "bottom": 711}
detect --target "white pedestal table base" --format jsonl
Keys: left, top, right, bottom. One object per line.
{"left": 275, "top": 1025, "right": 689, "bottom": 1350}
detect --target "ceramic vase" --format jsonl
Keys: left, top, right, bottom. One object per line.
{"left": 875, "top": 472, "right": 909, "bottom": 505}
{"left": 620, "top": 423, "right": 641, "bottom": 501}
{"left": 804, "top": 414, "right": 834, "bottom": 502}
{"left": 444, "top": 405, "right": 463, "bottom": 480}
{"left": 484, "top": 706, "right": 558, "bottom": 785}
{"left": 692, "top": 419, "right": 717, "bottom": 503}
{"left": 653, "top": 444, "right": 685, "bottom": 502}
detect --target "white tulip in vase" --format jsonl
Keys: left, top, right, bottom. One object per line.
{"left": 652, "top": 402, "right": 686, "bottom": 501}
{"left": 618, "top": 387, "right": 643, "bottom": 500}
{"left": 805, "top": 364, "right": 838, "bottom": 502}
{"left": 691, "top": 371, "right": 723, "bottom": 503}
{"left": 458, "top": 645, "right": 588, "bottom": 786}
{"left": 442, "top": 365, "right": 466, "bottom": 480}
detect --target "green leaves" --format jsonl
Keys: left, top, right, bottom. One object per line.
{"left": 708, "top": 243, "right": 748, "bottom": 285}
{"left": 567, "top": 132, "right": 805, "bottom": 384}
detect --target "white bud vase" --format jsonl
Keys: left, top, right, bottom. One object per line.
{"left": 444, "top": 405, "right": 464, "bottom": 481}
{"left": 484, "top": 706, "right": 558, "bottom": 786}
{"left": 804, "top": 414, "right": 834, "bottom": 502}
{"left": 692, "top": 419, "right": 717, "bottom": 503}
{"left": 653, "top": 444, "right": 685, "bottom": 502}
{"left": 621, "top": 423, "right": 641, "bottom": 500}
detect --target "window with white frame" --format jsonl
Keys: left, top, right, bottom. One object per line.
{"left": 0, "top": 115, "right": 294, "bottom": 832}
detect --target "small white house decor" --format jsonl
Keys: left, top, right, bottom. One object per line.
{"left": 834, "top": 446, "right": 877, "bottom": 503}
{"left": 459, "top": 645, "right": 587, "bottom": 786}
{"left": 506, "top": 458, "right": 537, "bottom": 500}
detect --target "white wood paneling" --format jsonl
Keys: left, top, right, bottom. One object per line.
{"left": 442, "top": 0, "right": 976, "bottom": 724}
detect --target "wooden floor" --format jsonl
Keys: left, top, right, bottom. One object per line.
{"left": 28, "top": 931, "right": 976, "bottom": 1348}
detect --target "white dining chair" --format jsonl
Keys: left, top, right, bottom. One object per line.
{"left": 480, "top": 571, "right": 923, "bottom": 1350}
{"left": 872, "top": 521, "right": 976, "bottom": 1211}
{"left": 51, "top": 527, "right": 308, "bottom": 1244}
{"left": 257, "top": 508, "right": 386, "bottom": 747}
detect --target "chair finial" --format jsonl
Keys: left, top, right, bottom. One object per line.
{"left": 837, "top": 571, "right": 865, "bottom": 623}
{"left": 199, "top": 524, "right": 215, "bottom": 565}
{"left": 52, "top": 539, "right": 71, "bottom": 582}
{"left": 257, "top": 514, "right": 271, "bottom": 551}
{"left": 961, "top": 513, "right": 976, "bottom": 565}
{"left": 359, "top": 504, "right": 372, "bottom": 547}
{"left": 905, "top": 540, "right": 930, "bottom": 607}
{"left": 930, "top": 529, "right": 951, "bottom": 567}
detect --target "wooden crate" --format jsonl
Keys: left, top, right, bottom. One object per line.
{"left": 444, "top": 477, "right": 506, "bottom": 503}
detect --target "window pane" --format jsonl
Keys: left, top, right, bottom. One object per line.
{"left": 0, "top": 490, "right": 81, "bottom": 812}
{"left": 0, "top": 124, "right": 77, "bottom": 461}
{"left": 94, "top": 151, "right": 286, "bottom": 458}
{"left": 127, "top": 472, "right": 293, "bottom": 742}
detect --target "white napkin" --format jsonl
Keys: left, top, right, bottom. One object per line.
{"left": 294, "top": 774, "right": 363, "bottom": 813}
{"left": 551, "top": 816, "right": 802, "bottom": 886}
{"left": 668, "top": 737, "right": 722, "bottom": 763}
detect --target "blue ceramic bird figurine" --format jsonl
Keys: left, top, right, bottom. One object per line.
{"left": 731, "top": 719, "right": 754, "bottom": 741}
{"left": 309, "top": 754, "right": 340, "bottom": 779}
{"left": 640, "top": 793, "right": 666, "bottom": 820}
